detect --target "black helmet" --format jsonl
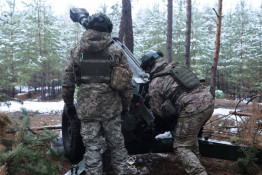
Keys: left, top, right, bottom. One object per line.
{"left": 141, "top": 50, "right": 161, "bottom": 71}
{"left": 88, "top": 13, "right": 113, "bottom": 33}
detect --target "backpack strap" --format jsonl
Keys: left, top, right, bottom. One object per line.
{"left": 150, "top": 68, "right": 172, "bottom": 81}
{"left": 150, "top": 65, "right": 201, "bottom": 104}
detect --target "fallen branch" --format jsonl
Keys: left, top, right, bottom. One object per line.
{"left": 5, "top": 125, "right": 62, "bottom": 134}
{"left": 230, "top": 111, "right": 253, "bottom": 116}
{"left": 30, "top": 125, "right": 62, "bottom": 131}
{"left": 247, "top": 94, "right": 262, "bottom": 104}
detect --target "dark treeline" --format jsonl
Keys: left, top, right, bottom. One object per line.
{"left": 0, "top": 0, "right": 261, "bottom": 101}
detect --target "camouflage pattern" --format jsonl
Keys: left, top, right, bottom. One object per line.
{"left": 81, "top": 116, "right": 128, "bottom": 175}
{"left": 62, "top": 29, "right": 133, "bottom": 122}
{"left": 148, "top": 58, "right": 214, "bottom": 175}
{"left": 174, "top": 106, "right": 214, "bottom": 175}
{"left": 62, "top": 29, "right": 132, "bottom": 174}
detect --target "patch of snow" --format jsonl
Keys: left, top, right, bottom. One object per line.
{"left": 199, "top": 138, "right": 246, "bottom": 147}
{"left": 15, "top": 86, "right": 33, "bottom": 92}
{"left": 213, "top": 108, "right": 239, "bottom": 116}
{"left": 0, "top": 100, "right": 64, "bottom": 114}
{"left": 17, "top": 93, "right": 27, "bottom": 96}
{"left": 155, "top": 131, "right": 172, "bottom": 140}
{"left": 155, "top": 153, "right": 169, "bottom": 158}
{"left": 214, "top": 108, "right": 244, "bottom": 122}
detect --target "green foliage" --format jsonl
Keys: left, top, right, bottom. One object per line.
{"left": 133, "top": 4, "right": 166, "bottom": 59}
{"left": 74, "top": 86, "right": 79, "bottom": 99}
{"left": 0, "top": 0, "right": 262, "bottom": 99}
{"left": 48, "top": 147, "right": 64, "bottom": 161}
{"left": 0, "top": 138, "right": 15, "bottom": 150}
{"left": 237, "top": 146, "right": 258, "bottom": 174}
{"left": 0, "top": 109, "right": 61, "bottom": 175}
{"left": 215, "top": 90, "right": 224, "bottom": 99}
{"left": 228, "top": 136, "right": 243, "bottom": 144}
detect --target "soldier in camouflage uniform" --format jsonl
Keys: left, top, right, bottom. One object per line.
{"left": 141, "top": 51, "right": 214, "bottom": 175}
{"left": 62, "top": 13, "right": 133, "bottom": 175}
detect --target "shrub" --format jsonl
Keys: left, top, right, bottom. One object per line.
{"left": 0, "top": 109, "right": 61, "bottom": 175}
{"left": 237, "top": 146, "right": 258, "bottom": 174}
{"left": 215, "top": 90, "right": 224, "bottom": 99}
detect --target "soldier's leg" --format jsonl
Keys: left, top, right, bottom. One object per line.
{"left": 81, "top": 121, "right": 104, "bottom": 175}
{"left": 192, "top": 139, "right": 200, "bottom": 158}
{"left": 174, "top": 115, "right": 206, "bottom": 175}
{"left": 174, "top": 106, "right": 214, "bottom": 175}
{"left": 103, "top": 116, "right": 128, "bottom": 175}
{"left": 192, "top": 106, "right": 214, "bottom": 159}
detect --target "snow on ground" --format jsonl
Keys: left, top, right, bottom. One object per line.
{"left": 0, "top": 100, "right": 239, "bottom": 118}
{"left": 213, "top": 108, "right": 243, "bottom": 122}
{"left": 0, "top": 100, "right": 64, "bottom": 114}
{"left": 15, "top": 86, "right": 62, "bottom": 93}
{"left": 155, "top": 108, "right": 241, "bottom": 140}
{"left": 213, "top": 108, "right": 238, "bottom": 116}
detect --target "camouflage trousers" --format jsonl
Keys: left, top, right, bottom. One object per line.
{"left": 81, "top": 116, "right": 128, "bottom": 175}
{"left": 173, "top": 105, "right": 214, "bottom": 175}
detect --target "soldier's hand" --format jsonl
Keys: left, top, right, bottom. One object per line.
{"left": 121, "top": 108, "right": 128, "bottom": 118}
{"left": 65, "top": 104, "right": 77, "bottom": 120}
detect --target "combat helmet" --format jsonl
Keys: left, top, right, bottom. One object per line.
{"left": 88, "top": 13, "right": 113, "bottom": 33}
{"left": 140, "top": 50, "right": 163, "bottom": 71}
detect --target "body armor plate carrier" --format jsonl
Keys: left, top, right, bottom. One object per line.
{"left": 74, "top": 46, "right": 116, "bottom": 85}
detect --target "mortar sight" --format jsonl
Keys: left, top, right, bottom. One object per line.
{"left": 70, "top": 8, "right": 89, "bottom": 29}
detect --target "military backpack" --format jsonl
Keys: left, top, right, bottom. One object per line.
{"left": 151, "top": 65, "right": 200, "bottom": 90}
{"left": 151, "top": 65, "right": 200, "bottom": 117}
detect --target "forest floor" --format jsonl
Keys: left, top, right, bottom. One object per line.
{"left": 1, "top": 95, "right": 262, "bottom": 175}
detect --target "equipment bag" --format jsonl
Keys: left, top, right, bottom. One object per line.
{"left": 151, "top": 65, "right": 200, "bottom": 90}
{"left": 110, "top": 64, "right": 130, "bottom": 91}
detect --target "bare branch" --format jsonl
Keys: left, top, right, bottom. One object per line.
{"left": 247, "top": 94, "right": 262, "bottom": 104}
{"left": 213, "top": 8, "right": 219, "bottom": 17}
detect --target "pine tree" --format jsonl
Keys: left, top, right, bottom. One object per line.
{"left": 133, "top": 4, "right": 166, "bottom": 59}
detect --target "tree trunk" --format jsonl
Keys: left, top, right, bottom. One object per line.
{"left": 210, "top": 0, "right": 223, "bottom": 97}
{"left": 166, "top": 0, "right": 173, "bottom": 63}
{"left": 9, "top": 0, "right": 16, "bottom": 98}
{"left": 119, "top": 10, "right": 124, "bottom": 43}
{"left": 119, "top": 0, "right": 134, "bottom": 53}
{"left": 184, "top": 0, "right": 191, "bottom": 68}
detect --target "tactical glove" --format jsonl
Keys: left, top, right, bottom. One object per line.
{"left": 121, "top": 108, "right": 128, "bottom": 118}
{"left": 65, "top": 104, "right": 77, "bottom": 120}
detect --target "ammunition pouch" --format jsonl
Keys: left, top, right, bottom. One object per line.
{"left": 110, "top": 64, "right": 130, "bottom": 91}
{"left": 160, "top": 99, "right": 177, "bottom": 118}
{"left": 170, "top": 86, "right": 186, "bottom": 105}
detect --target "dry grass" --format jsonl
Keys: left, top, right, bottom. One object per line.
{"left": 204, "top": 99, "right": 262, "bottom": 149}
{"left": 240, "top": 100, "right": 262, "bottom": 146}
{"left": 0, "top": 113, "right": 12, "bottom": 137}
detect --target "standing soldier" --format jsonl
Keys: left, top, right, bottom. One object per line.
{"left": 140, "top": 50, "right": 214, "bottom": 175}
{"left": 62, "top": 11, "right": 133, "bottom": 174}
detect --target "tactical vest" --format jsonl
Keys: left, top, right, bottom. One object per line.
{"left": 74, "top": 46, "right": 116, "bottom": 85}
{"left": 151, "top": 65, "right": 200, "bottom": 102}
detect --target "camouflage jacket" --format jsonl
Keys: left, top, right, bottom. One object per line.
{"left": 149, "top": 58, "right": 214, "bottom": 117}
{"left": 62, "top": 29, "right": 133, "bottom": 122}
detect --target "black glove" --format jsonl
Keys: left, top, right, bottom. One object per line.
{"left": 65, "top": 104, "right": 77, "bottom": 120}
{"left": 121, "top": 108, "right": 128, "bottom": 117}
